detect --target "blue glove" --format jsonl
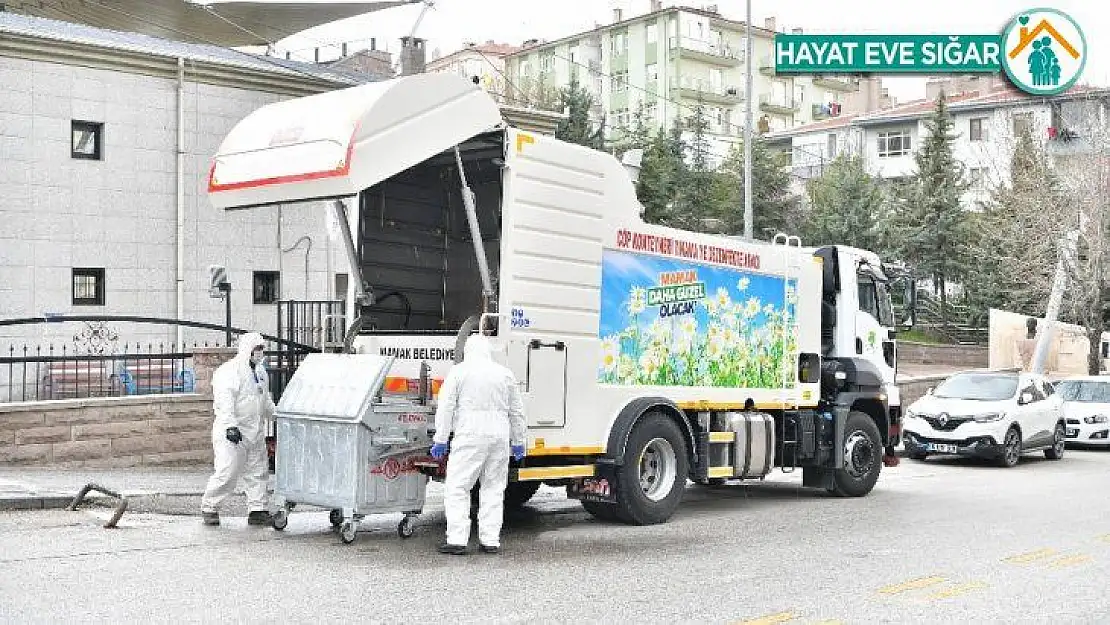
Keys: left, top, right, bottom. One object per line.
{"left": 430, "top": 442, "right": 449, "bottom": 460}
{"left": 511, "top": 445, "right": 525, "bottom": 461}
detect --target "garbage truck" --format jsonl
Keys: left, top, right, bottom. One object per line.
{"left": 207, "top": 73, "right": 901, "bottom": 527}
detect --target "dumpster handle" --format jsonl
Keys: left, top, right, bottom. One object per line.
{"left": 68, "top": 483, "right": 129, "bottom": 529}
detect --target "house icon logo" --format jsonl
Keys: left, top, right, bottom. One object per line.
{"left": 1001, "top": 8, "right": 1087, "bottom": 96}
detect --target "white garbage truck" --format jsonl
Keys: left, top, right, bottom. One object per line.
{"left": 207, "top": 73, "right": 901, "bottom": 526}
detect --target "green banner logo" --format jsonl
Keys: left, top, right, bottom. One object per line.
{"left": 775, "top": 8, "right": 1085, "bottom": 96}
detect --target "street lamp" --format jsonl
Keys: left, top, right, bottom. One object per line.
{"left": 743, "top": 0, "right": 753, "bottom": 240}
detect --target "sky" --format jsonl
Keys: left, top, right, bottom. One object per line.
{"left": 271, "top": 0, "right": 1108, "bottom": 102}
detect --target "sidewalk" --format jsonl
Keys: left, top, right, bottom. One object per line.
{"left": 0, "top": 467, "right": 210, "bottom": 511}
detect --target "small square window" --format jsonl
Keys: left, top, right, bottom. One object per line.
{"left": 71, "top": 121, "right": 103, "bottom": 160}
{"left": 969, "top": 117, "right": 989, "bottom": 142}
{"left": 253, "top": 271, "right": 280, "bottom": 305}
{"left": 72, "top": 268, "right": 105, "bottom": 306}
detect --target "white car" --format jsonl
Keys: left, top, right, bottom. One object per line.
{"left": 1054, "top": 376, "right": 1110, "bottom": 446}
{"left": 903, "top": 370, "right": 1066, "bottom": 467}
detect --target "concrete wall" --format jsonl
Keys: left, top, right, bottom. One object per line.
{"left": 0, "top": 394, "right": 213, "bottom": 467}
{"left": 898, "top": 341, "right": 988, "bottom": 368}
{"left": 898, "top": 374, "right": 949, "bottom": 410}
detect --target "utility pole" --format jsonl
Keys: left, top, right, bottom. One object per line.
{"left": 743, "top": 0, "right": 754, "bottom": 239}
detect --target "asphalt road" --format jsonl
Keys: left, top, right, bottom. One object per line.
{"left": 2, "top": 447, "right": 1110, "bottom": 624}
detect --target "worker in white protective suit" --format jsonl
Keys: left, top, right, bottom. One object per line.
{"left": 430, "top": 334, "right": 526, "bottom": 555}
{"left": 200, "top": 332, "right": 276, "bottom": 526}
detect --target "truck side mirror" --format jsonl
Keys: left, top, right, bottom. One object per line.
{"left": 1019, "top": 392, "right": 1034, "bottom": 405}
{"left": 926, "top": 387, "right": 934, "bottom": 396}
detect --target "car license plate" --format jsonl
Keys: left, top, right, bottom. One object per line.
{"left": 1066, "top": 428, "right": 1079, "bottom": 438}
{"left": 928, "top": 443, "right": 959, "bottom": 454}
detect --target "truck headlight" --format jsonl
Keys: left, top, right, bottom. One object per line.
{"left": 973, "top": 412, "right": 1005, "bottom": 423}
{"left": 1084, "top": 415, "right": 1109, "bottom": 424}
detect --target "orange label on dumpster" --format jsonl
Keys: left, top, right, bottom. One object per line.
{"left": 369, "top": 455, "right": 428, "bottom": 480}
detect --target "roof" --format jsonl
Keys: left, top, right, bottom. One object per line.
{"left": 428, "top": 42, "right": 521, "bottom": 68}
{"left": 0, "top": 11, "right": 368, "bottom": 85}
{"left": 770, "top": 83, "right": 1110, "bottom": 139}
{"left": 508, "top": 5, "right": 775, "bottom": 58}
{"left": 0, "top": 0, "right": 416, "bottom": 48}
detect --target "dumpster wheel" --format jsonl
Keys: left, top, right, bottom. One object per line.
{"left": 340, "top": 521, "right": 358, "bottom": 544}
{"left": 270, "top": 509, "right": 289, "bottom": 531}
{"left": 397, "top": 516, "right": 416, "bottom": 539}
{"left": 329, "top": 509, "right": 344, "bottom": 529}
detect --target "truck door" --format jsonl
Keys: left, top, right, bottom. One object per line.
{"left": 516, "top": 339, "right": 568, "bottom": 428}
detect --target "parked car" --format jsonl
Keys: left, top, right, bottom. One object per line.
{"left": 1053, "top": 376, "right": 1110, "bottom": 447}
{"left": 903, "top": 370, "right": 1066, "bottom": 467}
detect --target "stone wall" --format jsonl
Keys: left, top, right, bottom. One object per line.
{"left": 899, "top": 342, "right": 987, "bottom": 368}
{"left": 0, "top": 395, "right": 213, "bottom": 467}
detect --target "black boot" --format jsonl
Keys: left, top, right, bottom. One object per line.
{"left": 479, "top": 544, "right": 500, "bottom": 554}
{"left": 247, "top": 511, "right": 272, "bottom": 526}
{"left": 438, "top": 543, "right": 468, "bottom": 555}
{"left": 202, "top": 511, "right": 220, "bottom": 526}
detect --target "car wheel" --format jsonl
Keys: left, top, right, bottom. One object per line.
{"left": 998, "top": 427, "right": 1022, "bottom": 468}
{"left": 1045, "top": 422, "right": 1066, "bottom": 460}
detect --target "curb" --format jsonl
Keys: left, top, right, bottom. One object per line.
{"left": 0, "top": 495, "right": 78, "bottom": 511}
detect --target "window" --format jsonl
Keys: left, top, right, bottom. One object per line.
{"left": 827, "top": 133, "right": 837, "bottom": 158}
{"left": 71, "top": 121, "right": 103, "bottom": 160}
{"left": 646, "top": 21, "right": 658, "bottom": 44}
{"left": 335, "top": 273, "right": 348, "bottom": 300}
{"left": 646, "top": 63, "right": 658, "bottom": 82}
{"left": 645, "top": 101, "right": 658, "bottom": 123}
{"left": 877, "top": 129, "right": 911, "bottom": 157}
{"left": 540, "top": 54, "right": 554, "bottom": 72}
{"left": 611, "top": 31, "right": 627, "bottom": 53}
{"left": 969, "top": 117, "right": 988, "bottom": 141}
{"left": 72, "top": 268, "right": 105, "bottom": 306}
{"left": 612, "top": 70, "right": 628, "bottom": 93}
{"left": 253, "top": 271, "right": 281, "bottom": 305}
{"left": 969, "top": 167, "right": 988, "bottom": 191}
{"left": 1013, "top": 112, "right": 1034, "bottom": 137}
{"left": 857, "top": 274, "right": 880, "bottom": 320}
{"left": 709, "top": 68, "right": 723, "bottom": 91}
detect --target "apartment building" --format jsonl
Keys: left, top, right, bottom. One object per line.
{"left": 504, "top": 4, "right": 874, "bottom": 160}
{"left": 426, "top": 40, "right": 521, "bottom": 103}
{"left": 766, "top": 84, "right": 1110, "bottom": 209}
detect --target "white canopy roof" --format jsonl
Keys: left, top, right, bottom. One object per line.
{"left": 207, "top": 73, "right": 504, "bottom": 209}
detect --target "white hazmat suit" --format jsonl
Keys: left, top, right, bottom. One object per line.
{"left": 433, "top": 334, "right": 526, "bottom": 548}
{"left": 200, "top": 333, "right": 275, "bottom": 517}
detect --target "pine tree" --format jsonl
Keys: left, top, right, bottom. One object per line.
{"left": 636, "top": 122, "right": 685, "bottom": 225}
{"left": 802, "top": 154, "right": 887, "bottom": 252}
{"left": 716, "top": 136, "right": 797, "bottom": 238}
{"left": 554, "top": 76, "right": 604, "bottom": 150}
{"left": 891, "top": 92, "right": 971, "bottom": 325}
{"left": 673, "top": 100, "right": 716, "bottom": 230}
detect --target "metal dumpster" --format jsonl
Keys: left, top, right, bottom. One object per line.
{"left": 267, "top": 352, "right": 436, "bottom": 543}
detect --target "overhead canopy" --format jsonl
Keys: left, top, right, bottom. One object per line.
{"left": 207, "top": 72, "right": 505, "bottom": 210}
{"left": 1, "top": 0, "right": 417, "bottom": 47}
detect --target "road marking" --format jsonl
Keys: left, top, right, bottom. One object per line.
{"left": 810, "top": 620, "right": 845, "bottom": 625}
{"left": 877, "top": 576, "right": 947, "bottom": 595}
{"left": 1048, "top": 554, "right": 1093, "bottom": 569}
{"left": 925, "top": 581, "right": 989, "bottom": 600}
{"left": 734, "top": 611, "right": 798, "bottom": 625}
{"left": 1003, "top": 548, "right": 1058, "bottom": 564}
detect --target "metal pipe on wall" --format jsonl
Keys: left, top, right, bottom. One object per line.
{"left": 175, "top": 58, "right": 185, "bottom": 347}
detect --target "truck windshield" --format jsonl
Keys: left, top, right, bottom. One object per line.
{"left": 1055, "top": 380, "right": 1110, "bottom": 403}
{"left": 934, "top": 373, "right": 1019, "bottom": 401}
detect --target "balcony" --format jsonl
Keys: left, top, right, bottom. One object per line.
{"left": 759, "top": 54, "right": 776, "bottom": 76}
{"left": 668, "top": 36, "right": 742, "bottom": 66}
{"left": 811, "top": 102, "right": 844, "bottom": 120}
{"left": 812, "top": 73, "right": 860, "bottom": 92}
{"left": 760, "top": 93, "right": 799, "bottom": 115}
{"left": 670, "top": 76, "right": 743, "bottom": 105}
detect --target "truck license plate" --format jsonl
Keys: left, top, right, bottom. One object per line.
{"left": 928, "top": 443, "right": 959, "bottom": 454}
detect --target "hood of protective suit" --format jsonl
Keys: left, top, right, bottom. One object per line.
{"left": 463, "top": 334, "right": 493, "bottom": 362}
{"left": 237, "top": 332, "right": 267, "bottom": 363}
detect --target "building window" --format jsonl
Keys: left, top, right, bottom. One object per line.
{"left": 969, "top": 117, "right": 989, "bottom": 142}
{"left": 827, "top": 133, "right": 838, "bottom": 158}
{"left": 334, "top": 273, "right": 348, "bottom": 300}
{"left": 540, "top": 54, "right": 554, "bottom": 72}
{"left": 71, "top": 121, "right": 103, "bottom": 160}
{"left": 1013, "top": 112, "right": 1034, "bottom": 137}
{"left": 611, "top": 31, "right": 627, "bottom": 54}
{"left": 877, "top": 130, "right": 911, "bottom": 158}
{"left": 646, "top": 21, "right": 658, "bottom": 45}
{"left": 72, "top": 268, "right": 105, "bottom": 306}
{"left": 969, "top": 167, "right": 988, "bottom": 191}
{"left": 645, "top": 101, "right": 658, "bottom": 123}
{"left": 253, "top": 271, "right": 281, "bottom": 305}
{"left": 646, "top": 63, "right": 658, "bottom": 83}
{"left": 612, "top": 70, "right": 628, "bottom": 93}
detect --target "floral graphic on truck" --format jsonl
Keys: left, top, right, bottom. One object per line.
{"left": 598, "top": 249, "right": 798, "bottom": 388}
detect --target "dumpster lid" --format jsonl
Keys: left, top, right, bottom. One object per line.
{"left": 275, "top": 353, "right": 395, "bottom": 421}
{"left": 207, "top": 73, "right": 504, "bottom": 210}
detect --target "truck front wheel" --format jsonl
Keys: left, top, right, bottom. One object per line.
{"left": 612, "top": 412, "right": 689, "bottom": 525}
{"left": 829, "top": 411, "right": 883, "bottom": 497}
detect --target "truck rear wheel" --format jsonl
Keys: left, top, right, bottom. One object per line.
{"left": 612, "top": 412, "right": 688, "bottom": 525}
{"left": 829, "top": 411, "right": 883, "bottom": 497}
{"left": 581, "top": 500, "right": 626, "bottom": 522}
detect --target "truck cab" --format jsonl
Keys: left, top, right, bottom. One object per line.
{"left": 813, "top": 245, "right": 901, "bottom": 448}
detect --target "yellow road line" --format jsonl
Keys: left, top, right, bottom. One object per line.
{"left": 811, "top": 620, "right": 845, "bottom": 625}
{"left": 1048, "top": 554, "right": 1093, "bottom": 569}
{"left": 877, "top": 576, "right": 947, "bottom": 595}
{"left": 926, "top": 581, "right": 989, "bottom": 601}
{"left": 1003, "top": 548, "right": 1057, "bottom": 564}
{"left": 734, "top": 611, "right": 797, "bottom": 625}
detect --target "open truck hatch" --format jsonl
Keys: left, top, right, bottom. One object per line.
{"left": 207, "top": 73, "right": 504, "bottom": 210}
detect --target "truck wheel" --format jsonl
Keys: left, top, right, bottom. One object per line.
{"left": 613, "top": 412, "right": 689, "bottom": 525}
{"left": 505, "top": 481, "right": 541, "bottom": 508}
{"left": 829, "top": 411, "right": 883, "bottom": 497}
{"left": 581, "top": 500, "right": 627, "bottom": 523}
